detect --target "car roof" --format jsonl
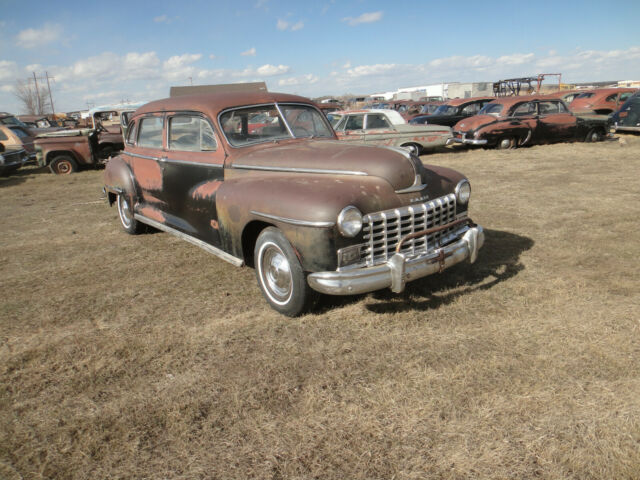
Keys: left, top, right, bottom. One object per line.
{"left": 445, "top": 96, "right": 496, "bottom": 107}
{"left": 134, "top": 92, "right": 316, "bottom": 120}
{"left": 331, "top": 108, "right": 406, "bottom": 125}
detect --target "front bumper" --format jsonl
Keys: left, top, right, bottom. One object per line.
{"left": 307, "top": 225, "right": 484, "bottom": 295}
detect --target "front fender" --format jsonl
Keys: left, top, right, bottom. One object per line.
{"left": 215, "top": 173, "right": 401, "bottom": 271}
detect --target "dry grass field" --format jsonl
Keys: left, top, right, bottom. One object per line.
{"left": 1, "top": 135, "right": 639, "bottom": 479}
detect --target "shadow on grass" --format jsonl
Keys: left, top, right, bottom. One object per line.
{"left": 315, "top": 228, "right": 534, "bottom": 315}
{"left": 0, "top": 165, "right": 49, "bottom": 187}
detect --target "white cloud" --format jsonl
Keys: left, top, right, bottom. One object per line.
{"left": 154, "top": 15, "right": 169, "bottom": 23}
{"left": 209, "top": 54, "right": 216, "bottom": 60}
{"left": 346, "top": 63, "right": 401, "bottom": 77}
{"left": 256, "top": 64, "right": 290, "bottom": 76}
{"left": 343, "top": 61, "right": 352, "bottom": 69}
{"left": 342, "top": 11, "right": 383, "bottom": 26}
{"left": 163, "top": 54, "right": 202, "bottom": 81}
{"left": 277, "top": 19, "right": 289, "bottom": 31}
{"left": 277, "top": 19, "right": 304, "bottom": 32}
{"left": 291, "top": 21, "right": 304, "bottom": 31}
{"left": 278, "top": 74, "right": 319, "bottom": 87}
{"left": 241, "top": 47, "right": 256, "bottom": 57}
{"left": 15, "top": 23, "right": 64, "bottom": 49}
{"left": 1, "top": 85, "right": 14, "bottom": 93}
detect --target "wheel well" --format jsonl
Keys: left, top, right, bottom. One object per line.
{"left": 241, "top": 220, "right": 273, "bottom": 268}
{"left": 107, "top": 191, "right": 117, "bottom": 206}
{"left": 46, "top": 150, "right": 78, "bottom": 165}
{"left": 594, "top": 109, "right": 613, "bottom": 115}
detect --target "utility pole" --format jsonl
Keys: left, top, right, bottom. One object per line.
{"left": 45, "top": 72, "right": 55, "bottom": 115}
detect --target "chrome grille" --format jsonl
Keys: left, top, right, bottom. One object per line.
{"left": 362, "top": 194, "right": 458, "bottom": 266}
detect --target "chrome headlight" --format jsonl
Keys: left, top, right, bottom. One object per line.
{"left": 455, "top": 180, "right": 471, "bottom": 205}
{"left": 337, "top": 206, "right": 363, "bottom": 237}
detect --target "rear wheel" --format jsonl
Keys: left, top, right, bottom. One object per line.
{"left": 49, "top": 155, "right": 78, "bottom": 174}
{"left": 117, "top": 193, "right": 146, "bottom": 234}
{"left": 585, "top": 128, "right": 604, "bottom": 142}
{"left": 496, "top": 136, "right": 517, "bottom": 150}
{"left": 254, "top": 227, "right": 314, "bottom": 317}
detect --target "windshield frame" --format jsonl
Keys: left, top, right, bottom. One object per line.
{"left": 218, "top": 102, "right": 334, "bottom": 148}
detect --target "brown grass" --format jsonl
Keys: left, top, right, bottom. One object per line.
{"left": 1, "top": 135, "right": 640, "bottom": 479}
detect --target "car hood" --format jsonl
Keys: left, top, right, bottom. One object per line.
{"left": 229, "top": 139, "right": 419, "bottom": 191}
{"left": 453, "top": 115, "right": 497, "bottom": 132}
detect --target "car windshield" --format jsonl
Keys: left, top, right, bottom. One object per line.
{"left": 0, "top": 116, "right": 28, "bottom": 127}
{"left": 433, "top": 105, "right": 458, "bottom": 116}
{"left": 219, "top": 103, "right": 333, "bottom": 147}
{"left": 326, "top": 113, "right": 343, "bottom": 127}
{"left": 575, "top": 93, "right": 594, "bottom": 99}
{"left": 478, "top": 103, "right": 504, "bottom": 116}
{"left": 420, "top": 104, "right": 440, "bottom": 114}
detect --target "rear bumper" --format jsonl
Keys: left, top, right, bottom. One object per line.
{"left": 307, "top": 225, "right": 484, "bottom": 295}
{"left": 448, "top": 136, "right": 487, "bottom": 145}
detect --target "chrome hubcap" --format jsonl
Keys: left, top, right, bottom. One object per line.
{"left": 118, "top": 195, "right": 132, "bottom": 227}
{"left": 499, "top": 138, "right": 512, "bottom": 149}
{"left": 261, "top": 244, "right": 292, "bottom": 303}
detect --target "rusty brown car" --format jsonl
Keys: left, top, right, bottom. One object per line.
{"left": 451, "top": 96, "right": 609, "bottom": 149}
{"left": 569, "top": 87, "right": 637, "bottom": 115}
{"left": 103, "top": 91, "right": 484, "bottom": 316}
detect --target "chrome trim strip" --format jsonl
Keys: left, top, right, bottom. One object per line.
{"left": 123, "top": 151, "right": 160, "bottom": 161}
{"left": 234, "top": 164, "right": 368, "bottom": 176}
{"left": 395, "top": 174, "right": 427, "bottom": 194}
{"left": 250, "top": 210, "right": 335, "bottom": 228}
{"left": 133, "top": 214, "right": 244, "bottom": 267}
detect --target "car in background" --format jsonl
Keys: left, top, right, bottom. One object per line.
{"left": 610, "top": 91, "right": 640, "bottom": 133}
{"left": 569, "top": 88, "right": 637, "bottom": 115}
{"left": 402, "top": 101, "right": 445, "bottom": 121}
{"left": 0, "top": 143, "right": 28, "bottom": 176}
{"left": 542, "top": 89, "right": 591, "bottom": 104}
{"left": 409, "top": 97, "right": 495, "bottom": 127}
{"left": 331, "top": 109, "right": 452, "bottom": 155}
{"left": 103, "top": 91, "right": 483, "bottom": 316}
{"left": 451, "top": 96, "right": 609, "bottom": 149}
{"left": 0, "top": 124, "right": 36, "bottom": 161}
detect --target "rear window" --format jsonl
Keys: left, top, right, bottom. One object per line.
{"left": 575, "top": 92, "right": 594, "bottom": 99}
{"left": 478, "top": 103, "right": 503, "bottom": 116}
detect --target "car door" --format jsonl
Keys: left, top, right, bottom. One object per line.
{"left": 363, "top": 113, "right": 396, "bottom": 146}
{"left": 160, "top": 113, "right": 226, "bottom": 246}
{"left": 334, "top": 114, "right": 366, "bottom": 143}
{"left": 536, "top": 100, "right": 577, "bottom": 142}
{"left": 508, "top": 101, "right": 539, "bottom": 144}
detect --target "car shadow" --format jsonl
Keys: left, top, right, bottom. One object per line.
{"left": 314, "top": 228, "right": 534, "bottom": 315}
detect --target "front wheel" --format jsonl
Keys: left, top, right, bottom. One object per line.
{"left": 254, "top": 227, "right": 314, "bottom": 316}
{"left": 496, "top": 136, "right": 517, "bottom": 150}
{"left": 117, "top": 193, "right": 146, "bottom": 234}
{"left": 49, "top": 155, "right": 78, "bottom": 174}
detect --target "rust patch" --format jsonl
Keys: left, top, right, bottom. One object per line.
{"left": 132, "top": 160, "right": 163, "bottom": 190}
{"left": 192, "top": 181, "right": 222, "bottom": 200}
{"left": 139, "top": 205, "right": 166, "bottom": 223}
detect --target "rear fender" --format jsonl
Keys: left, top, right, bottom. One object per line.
{"left": 103, "top": 155, "right": 136, "bottom": 206}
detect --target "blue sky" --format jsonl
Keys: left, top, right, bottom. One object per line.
{"left": 1, "top": 0, "right": 639, "bottom": 113}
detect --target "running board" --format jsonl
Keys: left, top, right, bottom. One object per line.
{"left": 134, "top": 214, "right": 244, "bottom": 267}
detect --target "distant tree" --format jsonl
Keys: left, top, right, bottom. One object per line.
{"left": 14, "top": 79, "right": 49, "bottom": 115}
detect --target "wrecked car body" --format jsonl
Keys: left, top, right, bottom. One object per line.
{"left": 0, "top": 144, "right": 28, "bottom": 176}
{"left": 451, "top": 96, "right": 609, "bottom": 149}
{"left": 103, "top": 91, "right": 484, "bottom": 316}
{"left": 409, "top": 97, "right": 495, "bottom": 127}
{"left": 330, "top": 109, "right": 452, "bottom": 155}
{"left": 569, "top": 88, "right": 637, "bottom": 115}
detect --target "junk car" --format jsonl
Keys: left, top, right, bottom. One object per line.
{"left": 569, "top": 88, "right": 637, "bottom": 115}
{"left": 0, "top": 124, "right": 36, "bottom": 161}
{"left": 409, "top": 97, "right": 495, "bottom": 127}
{"left": 103, "top": 92, "right": 484, "bottom": 316}
{"left": 610, "top": 91, "right": 640, "bottom": 133}
{"left": 330, "top": 109, "right": 452, "bottom": 155}
{"left": 451, "top": 96, "right": 609, "bottom": 149}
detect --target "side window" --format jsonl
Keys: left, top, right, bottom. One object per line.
{"left": 619, "top": 92, "right": 633, "bottom": 102}
{"left": 0, "top": 129, "right": 7, "bottom": 141}
{"left": 538, "top": 101, "right": 560, "bottom": 115}
{"left": 605, "top": 94, "right": 617, "bottom": 102}
{"left": 461, "top": 103, "right": 480, "bottom": 115}
{"left": 137, "top": 116, "right": 163, "bottom": 149}
{"left": 168, "top": 115, "right": 217, "bottom": 152}
{"left": 126, "top": 120, "right": 137, "bottom": 145}
{"left": 9, "top": 127, "right": 29, "bottom": 138}
{"left": 558, "top": 102, "right": 569, "bottom": 113}
{"left": 513, "top": 102, "right": 536, "bottom": 116}
{"left": 365, "top": 114, "right": 391, "bottom": 129}
{"left": 345, "top": 115, "right": 364, "bottom": 130}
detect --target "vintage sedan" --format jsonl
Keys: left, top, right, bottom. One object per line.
{"left": 451, "top": 96, "right": 609, "bottom": 149}
{"left": 104, "top": 92, "right": 484, "bottom": 316}
{"left": 409, "top": 97, "right": 495, "bottom": 127}
{"left": 330, "top": 109, "right": 452, "bottom": 155}
{"left": 569, "top": 88, "right": 637, "bottom": 115}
